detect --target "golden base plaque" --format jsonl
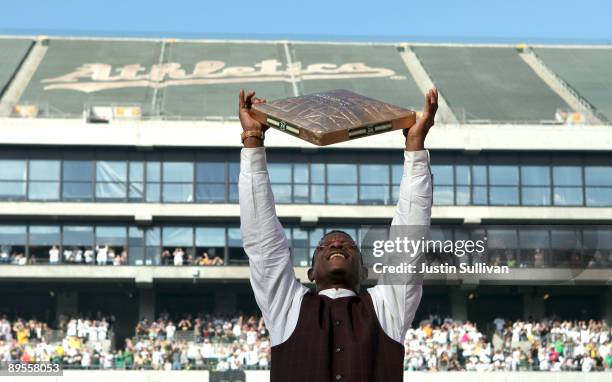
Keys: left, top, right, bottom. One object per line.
{"left": 251, "top": 89, "right": 416, "bottom": 146}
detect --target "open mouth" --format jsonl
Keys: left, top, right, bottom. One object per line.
{"left": 328, "top": 252, "right": 348, "bottom": 261}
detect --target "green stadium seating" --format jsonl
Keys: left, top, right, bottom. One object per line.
{"left": 291, "top": 43, "right": 423, "bottom": 110}
{"left": 160, "top": 41, "right": 293, "bottom": 118}
{"left": 534, "top": 48, "right": 612, "bottom": 122}
{"left": 413, "top": 46, "right": 569, "bottom": 123}
{"left": 20, "top": 39, "right": 162, "bottom": 117}
{"left": 0, "top": 38, "right": 33, "bottom": 97}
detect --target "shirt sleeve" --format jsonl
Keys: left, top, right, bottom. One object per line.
{"left": 368, "top": 149, "right": 432, "bottom": 344}
{"left": 239, "top": 147, "right": 309, "bottom": 347}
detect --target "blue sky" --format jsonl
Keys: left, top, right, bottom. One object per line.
{"left": 1, "top": 0, "right": 610, "bottom": 43}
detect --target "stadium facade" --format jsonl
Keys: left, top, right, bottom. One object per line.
{"left": 0, "top": 35, "right": 611, "bottom": 346}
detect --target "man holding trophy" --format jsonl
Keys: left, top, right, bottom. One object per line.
{"left": 239, "top": 88, "right": 438, "bottom": 381}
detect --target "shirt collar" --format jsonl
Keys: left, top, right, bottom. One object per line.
{"left": 318, "top": 288, "right": 357, "bottom": 299}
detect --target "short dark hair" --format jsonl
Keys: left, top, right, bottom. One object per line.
{"left": 310, "top": 230, "right": 358, "bottom": 267}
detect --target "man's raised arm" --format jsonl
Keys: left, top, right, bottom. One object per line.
{"left": 369, "top": 88, "right": 437, "bottom": 344}
{"left": 238, "top": 90, "right": 308, "bottom": 347}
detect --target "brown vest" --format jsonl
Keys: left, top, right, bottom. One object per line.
{"left": 270, "top": 292, "right": 404, "bottom": 382}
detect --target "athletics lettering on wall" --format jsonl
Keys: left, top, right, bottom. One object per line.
{"left": 41, "top": 60, "right": 402, "bottom": 93}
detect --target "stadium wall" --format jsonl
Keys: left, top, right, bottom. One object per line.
{"left": 12, "top": 370, "right": 609, "bottom": 382}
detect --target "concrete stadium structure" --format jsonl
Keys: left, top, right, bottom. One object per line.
{"left": 0, "top": 35, "right": 611, "bottom": 345}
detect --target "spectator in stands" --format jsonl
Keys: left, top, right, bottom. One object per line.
{"left": 173, "top": 248, "right": 184, "bottom": 266}
{"left": 96, "top": 245, "right": 108, "bottom": 265}
{"left": 197, "top": 251, "right": 224, "bottom": 266}
{"left": 74, "top": 249, "right": 83, "bottom": 263}
{"left": 63, "top": 248, "right": 73, "bottom": 263}
{"left": 84, "top": 248, "right": 94, "bottom": 264}
{"left": 49, "top": 245, "right": 60, "bottom": 264}
{"left": 178, "top": 317, "right": 192, "bottom": 332}
{"left": 1, "top": 314, "right": 610, "bottom": 372}
{"left": 11, "top": 251, "right": 27, "bottom": 265}
{"left": 166, "top": 321, "right": 176, "bottom": 340}
{"left": 119, "top": 248, "right": 128, "bottom": 265}
{"left": 534, "top": 248, "right": 545, "bottom": 267}
{"left": 108, "top": 248, "right": 116, "bottom": 265}
{"left": 161, "top": 250, "right": 171, "bottom": 265}
{"left": 0, "top": 245, "right": 10, "bottom": 264}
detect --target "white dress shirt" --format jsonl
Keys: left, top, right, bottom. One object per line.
{"left": 239, "top": 147, "right": 432, "bottom": 347}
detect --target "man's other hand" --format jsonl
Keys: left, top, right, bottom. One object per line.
{"left": 404, "top": 88, "right": 438, "bottom": 151}
{"left": 239, "top": 90, "right": 268, "bottom": 148}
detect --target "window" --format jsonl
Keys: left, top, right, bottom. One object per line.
{"left": 29, "top": 226, "right": 60, "bottom": 246}
{"left": 0, "top": 225, "right": 26, "bottom": 263}
{"left": 29, "top": 160, "right": 60, "bottom": 200}
{"left": 162, "top": 226, "right": 194, "bottom": 266}
{"left": 293, "top": 164, "right": 309, "bottom": 204}
{"left": 583, "top": 229, "right": 612, "bottom": 268}
{"left": 196, "top": 227, "right": 226, "bottom": 261}
{"left": 291, "top": 228, "right": 310, "bottom": 266}
{"left": 1, "top": 149, "right": 612, "bottom": 208}
{"left": 63, "top": 161, "right": 93, "bottom": 201}
{"left": 359, "top": 164, "right": 390, "bottom": 205}
{"left": 489, "top": 165, "right": 519, "bottom": 205}
{"left": 585, "top": 166, "right": 612, "bottom": 206}
{"left": 309, "top": 228, "right": 325, "bottom": 258}
{"left": 0, "top": 225, "right": 27, "bottom": 245}
{"left": 455, "top": 165, "right": 471, "bottom": 205}
{"left": 128, "top": 227, "right": 145, "bottom": 265}
{"left": 96, "top": 161, "right": 127, "bottom": 200}
{"left": 553, "top": 166, "right": 583, "bottom": 206}
{"left": 163, "top": 162, "right": 193, "bottom": 202}
{"left": 391, "top": 163, "right": 403, "bottom": 204}
{"left": 96, "top": 226, "right": 127, "bottom": 246}
{"left": 310, "top": 164, "right": 325, "bottom": 203}
{"left": 551, "top": 229, "right": 581, "bottom": 268}
{"left": 145, "top": 227, "right": 161, "bottom": 265}
{"left": 519, "top": 229, "right": 550, "bottom": 267}
{"left": 431, "top": 165, "right": 453, "bottom": 205}
{"left": 146, "top": 162, "right": 161, "bottom": 202}
{"left": 63, "top": 225, "right": 94, "bottom": 247}
{"left": 0, "top": 160, "right": 26, "bottom": 200}
{"left": 196, "top": 162, "right": 226, "bottom": 203}
{"left": 229, "top": 162, "right": 240, "bottom": 203}
{"left": 269, "top": 163, "right": 292, "bottom": 203}
{"left": 472, "top": 165, "right": 488, "bottom": 205}
{"left": 29, "top": 225, "right": 60, "bottom": 263}
{"left": 327, "top": 164, "right": 357, "bottom": 204}
{"left": 487, "top": 229, "right": 518, "bottom": 267}
{"left": 129, "top": 162, "right": 145, "bottom": 202}
{"left": 521, "top": 165, "right": 551, "bottom": 206}
{"left": 162, "top": 227, "right": 193, "bottom": 247}
{"left": 228, "top": 228, "right": 247, "bottom": 264}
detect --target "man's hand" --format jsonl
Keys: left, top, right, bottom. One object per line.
{"left": 404, "top": 88, "right": 438, "bottom": 151}
{"left": 239, "top": 90, "right": 268, "bottom": 148}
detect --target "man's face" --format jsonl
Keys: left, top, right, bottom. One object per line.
{"left": 308, "top": 232, "right": 363, "bottom": 290}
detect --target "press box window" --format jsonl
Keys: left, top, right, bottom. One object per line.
{"left": 28, "top": 160, "right": 60, "bottom": 201}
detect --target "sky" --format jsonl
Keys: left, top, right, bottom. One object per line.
{"left": 0, "top": 0, "right": 610, "bottom": 43}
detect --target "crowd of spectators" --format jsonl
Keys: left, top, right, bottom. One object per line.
{"left": 58, "top": 246, "right": 127, "bottom": 265}
{"left": 1, "top": 312, "right": 611, "bottom": 372}
{"left": 128, "top": 313, "right": 269, "bottom": 370}
{"left": 487, "top": 249, "right": 612, "bottom": 269}
{"left": 161, "top": 249, "right": 224, "bottom": 267}
{"left": 0, "top": 246, "right": 34, "bottom": 265}
{"left": 0, "top": 313, "right": 115, "bottom": 367}
{"left": 404, "top": 317, "right": 611, "bottom": 372}
{"left": 0, "top": 245, "right": 127, "bottom": 265}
